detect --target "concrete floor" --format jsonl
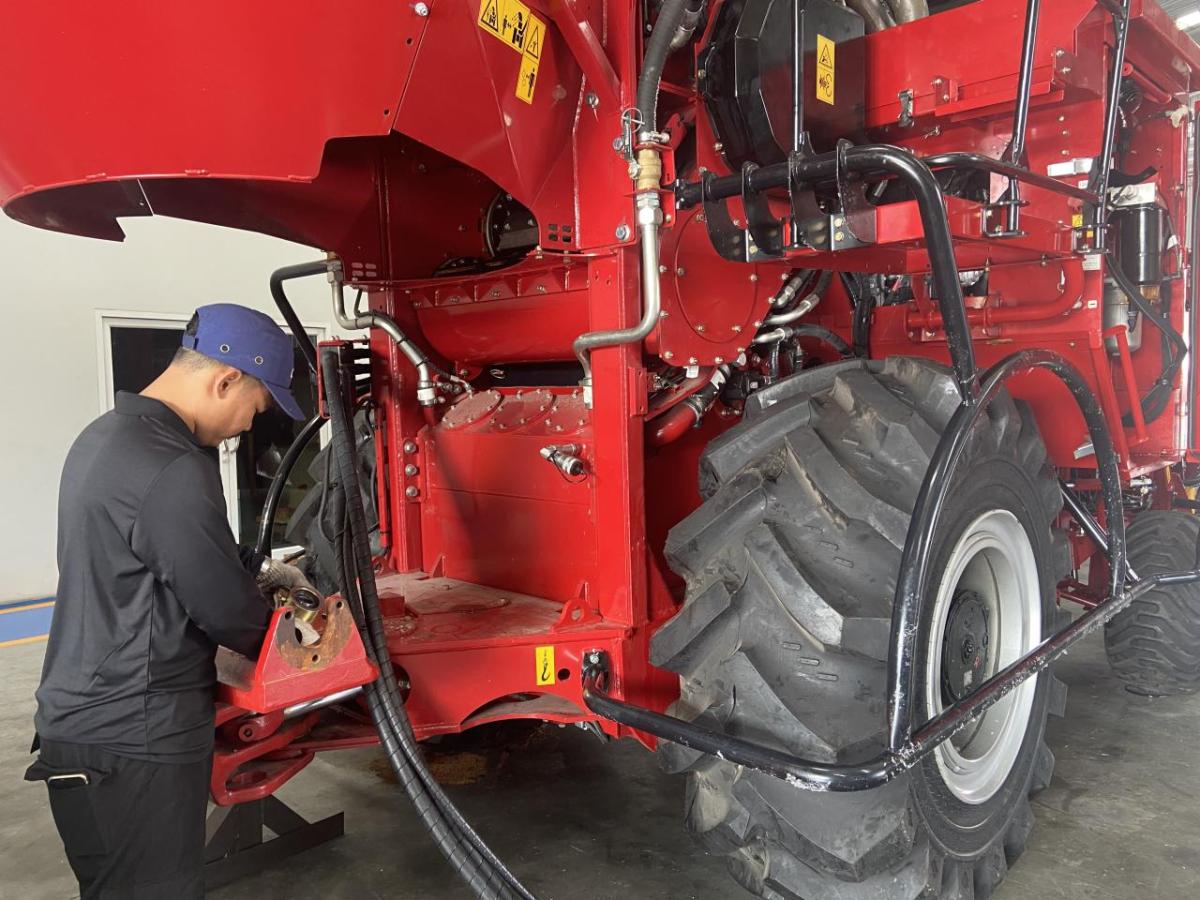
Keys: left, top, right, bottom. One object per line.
{"left": 3, "top": 633, "right": 1200, "bottom": 900}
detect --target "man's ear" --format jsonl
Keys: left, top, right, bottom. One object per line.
{"left": 214, "top": 367, "right": 244, "bottom": 398}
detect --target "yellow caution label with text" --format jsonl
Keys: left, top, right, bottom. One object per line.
{"left": 1071, "top": 212, "right": 1084, "bottom": 228}
{"left": 535, "top": 646, "right": 555, "bottom": 686}
{"left": 816, "top": 34, "right": 835, "bottom": 106}
{"left": 478, "top": 0, "right": 546, "bottom": 103}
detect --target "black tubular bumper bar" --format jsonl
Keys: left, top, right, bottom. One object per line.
{"left": 581, "top": 567, "right": 1199, "bottom": 792}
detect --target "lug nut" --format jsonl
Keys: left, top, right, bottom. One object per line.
{"left": 405, "top": 486, "right": 420, "bottom": 499}
{"left": 404, "top": 464, "right": 419, "bottom": 476}
{"left": 403, "top": 440, "right": 418, "bottom": 454}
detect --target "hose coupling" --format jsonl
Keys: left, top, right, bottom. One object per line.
{"left": 416, "top": 380, "right": 440, "bottom": 407}
{"left": 540, "top": 443, "right": 587, "bottom": 478}
{"left": 634, "top": 148, "right": 664, "bottom": 193}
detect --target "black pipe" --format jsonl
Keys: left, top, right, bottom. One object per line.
{"left": 583, "top": 568, "right": 1199, "bottom": 792}
{"left": 678, "top": 145, "right": 977, "bottom": 396}
{"left": 636, "top": 0, "right": 690, "bottom": 134}
{"left": 885, "top": 349, "right": 1126, "bottom": 752}
{"left": 1090, "top": 8, "right": 1131, "bottom": 246}
{"left": 270, "top": 261, "right": 328, "bottom": 372}
{"left": 676, "top": 150, "right": 1100, "bottom": 208}
{"left": 1007, "top": 0, "right": 1040, "bottom": 167}
{"left": 1059, "top": 479, "right": 1140, "bottom": 582}
{"left": 254, "top": 413, "right": 326, "bottom": 558}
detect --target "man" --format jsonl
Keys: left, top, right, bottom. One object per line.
{"left": 26, "top": 303, "right": 314, "bottom": 898}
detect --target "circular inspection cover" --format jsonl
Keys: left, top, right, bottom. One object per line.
{"left": 441, "top": 389, "right": 502, "bottom": 429}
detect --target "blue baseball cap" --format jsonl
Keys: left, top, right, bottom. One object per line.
{"left": 182, "top": 303, "right": 305, "bottom": 420}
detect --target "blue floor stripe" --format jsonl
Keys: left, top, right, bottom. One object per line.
{"left": 0, "top": 596, "right": 54, "bottom": 612}
{"left": 0, "top": 605, "right": 55, "bottom": 643}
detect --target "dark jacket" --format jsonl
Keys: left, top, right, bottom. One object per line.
{"left": 34, "top": 392, "right": 270, "bottom": 763}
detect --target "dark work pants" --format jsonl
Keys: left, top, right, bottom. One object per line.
{"left": 26, "top": 740, "right": 211, "bottom": 899}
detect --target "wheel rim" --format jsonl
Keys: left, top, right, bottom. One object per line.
{"left": 926, "top": 509, "right": 1041, "bottom": 805}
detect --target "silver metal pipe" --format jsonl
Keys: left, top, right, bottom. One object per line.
{"left": 752, "top": 327, "right": 789, "bottom": 345}
{"left": 328, "top": 263, "right": 439, "bottom": 406}
{"left": 764, "top": 293, "right": 820, "bottom": 326}
{"left": 283, "top": 686, "right": 364, "bottom": 719}
{"left": 574, "top": 191, "right": 664, "bottom": 403}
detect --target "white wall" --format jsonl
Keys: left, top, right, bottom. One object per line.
{"left": 0, "top": 213, "right": 344, "bottom": 601}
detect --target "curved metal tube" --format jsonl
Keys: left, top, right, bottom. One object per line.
{"left": 573, "top": 193, "right": 663, "bottom": 392}
{"left": 764, "top": 293, "right": 820, "bottom": 326}
{"left": 885, "top": 0, "right": 929, "bottom": 23}
{"left": 328, "top": 267, "right": 439, "bottom": 407}
{"left": 846, "top": 0, "right": 895, "bottom": 32}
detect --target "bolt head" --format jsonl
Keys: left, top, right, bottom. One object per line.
{"left": 713, "top": 141, "right": 723, "bottom": 152}
{"left": 405, "top": 486, "right": 420, "bottom": 498}
{"left": 404, "top": 463, "right": 418, "bottom": 476}
{"left": 586, "top": 92, "right": 599, "bottom": 109}
{"left": 413, "top": 1, "right": 430, "bottom": 14}
{"left": 664, "top": 351, "right": 675, "bottom": 360}
{"left": 403, "top": 441, "right": 418, "bottom": 454}
{"left": 615, "top": 224, "right": 631, "bottom": 241}
{"left": 676, "top": 266, "right": 686, "bottom": 277}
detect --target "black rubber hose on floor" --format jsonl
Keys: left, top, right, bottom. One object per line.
{"left": 321, "top": 347, "right": 533, "bottom": 900}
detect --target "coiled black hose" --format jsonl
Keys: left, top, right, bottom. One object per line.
{"left": 320, "top": 348, "right": 533, "bottom": 900}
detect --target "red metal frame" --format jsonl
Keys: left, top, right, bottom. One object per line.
{"left": 3, "top": 0, "right": 1200, "bottom": 798}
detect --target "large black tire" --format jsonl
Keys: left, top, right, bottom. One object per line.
{"left": 651, "top": 357, "right": 1070, "bottom": 900}
{"left": 1105, "top": 510, "right": 1200, "bottom": 696}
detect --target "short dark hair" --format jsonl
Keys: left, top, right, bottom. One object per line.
{"left": 171, "top": 342, "right": 264, "bottom": 390}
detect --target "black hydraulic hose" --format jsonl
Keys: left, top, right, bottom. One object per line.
{"left": 1106, "top": 252, "right": 1187, "bottom": 426}
{"left": 327, "top": 411, "right": 512, "bottom": 900}
{"left": 334, "top": 524, "right": 512, "bottom": 900}
{"left": 254, "top": 413, "right": 326, "bottom": 558}
{"left": 636, "top": 0, "right": 691, "bottom": 133}
{"left": 271, "top": 261, "right": 327, "bottom": 373}
{"left": 321, "top": 349, "right": 532, "bottom": 900}
{"left": 790, "top": 324, "right": 853, "bottom": 358}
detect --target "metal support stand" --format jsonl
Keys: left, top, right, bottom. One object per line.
{"left": 203, "top": 797, "right": 345, "bottom": 890}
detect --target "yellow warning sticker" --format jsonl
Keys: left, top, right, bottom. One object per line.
{"left": 516, "top": 54, "right": 539, "bottom": 104}
{"left": 535, "top": 646, "right": 555, "bottom": 686}
{"left": 478, "top": 0, "right": 546, "bottom": 103}
{"left": 816, "top": 34, "right": 835, "bottom": 106}
{"left": 479, "top": 0, "right": 502, "bottom": 37}
{"left": 1071, "top": 212, "right": 1084, "bottom": 228}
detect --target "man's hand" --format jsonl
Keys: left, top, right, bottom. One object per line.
{"left": 256, "top": 557, "right": 316, "bottom": 595}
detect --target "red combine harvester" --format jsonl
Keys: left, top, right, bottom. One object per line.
{"left": 6, "top": 0, "right": 1200, "bottom": 896}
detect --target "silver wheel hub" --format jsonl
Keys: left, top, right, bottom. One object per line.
{"left": 926, "top": 509, "right": 1041, "bottom": 805}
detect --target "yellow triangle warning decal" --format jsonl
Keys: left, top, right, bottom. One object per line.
{"left": 479, "top": 0, "right": 501, "bottom": 35}
{"left": 524, "top": 20, "right": 542, "bottom": 60}
{"left": 819, "top": 44, "right": 833, "bottom": 67}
